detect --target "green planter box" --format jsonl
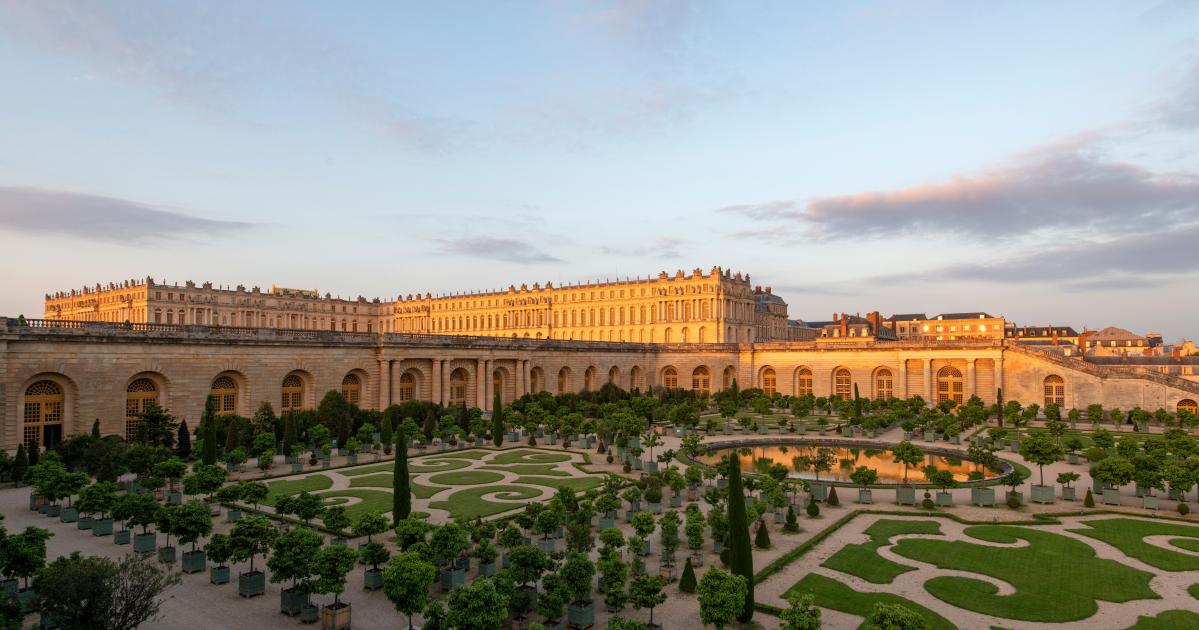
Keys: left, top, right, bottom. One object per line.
{"left": 858, "top": 489, "right": 873, "bottom": 504}
{"left": 300, "top": 604, "right": 319, "bottom": 623}
{"left": 1031, "top": 485, "right": 1056, "bottom": 504}
{"left": 1067, "top": 453, "right": 1080, "bottom": 465}
{"left": 0, "top": 580, "right": 15, "bottom": 597}
{"left": 1007, "top": 491, "right": 1024, "bottom": 506}
{"left": 281, "top": 586, "right": 307, "bottom": 615}
{"left": 58, "top": 506, "right": 76, "bottom": 523}
{"left": 182, "top": 550, "right": 206, "bottom": 574}
{"left": 1103, "top": 489, "right": 1121, "bottom": 506}
{"left": 227, "top": 509, "right": 243, "bottom": 523}
{"left": 644, "top": 461, "right": 658, "bottom": 474}
{"left": 648, "top": 502, "right": 662, "bottom": 515}
{"left": 896, "top": 486, "right": 916, "bottom": 506}
{"left": 641, "top": 540, "right": 651, "bottom": 556}
{"left": 599, "top": 517, "right": 614, "bottom": 530}
{"left": 773, "top": 510, "right": 785, "bottom": 524}
{"left": 238, "top": 571, "right": 266, "bottom": 598}
{"left": 114, "top": 529, "right": 131, "bottom": 545}
{"left": 77, "top": 515, "right": 93, "bottom": 530}
{"left": 1062, "top": 486, "right": 1077, "bottom": 501}
{"left": 363, "top": 568, "right": 384, "bottom": 591}
{"left": 347, "top": 454, "right": 358, "bottom": 465}
{"left": 17, "top": 589, "right": 37, "bottom": 614}
{"left": 167, "top": 491, "right": 183, "bottom": 505}
{"left": 538, "top": 538, "right": 556, "bottom": 554}
{"left": 92, "top": 518, "right": 113, "bottom": 536}
{"left": 936, "top": 492, "right": 953, "bottom": 507}
{"left": 157, "top": 546, "right": 176, "bottom": 564}
{"left": 440, "top": 568, "right": 465, "bottom": 592}
{"left": 669, "top": 495, "right": 682, "bottom": 508}
{"left": 479, "top": 561, "right": 496, "bottom": 577}
{"left": 210, "top": 565, "right": 230, "bottom": 585}
{"left": 133, "top": 532, "right": 157, "bottom": 554}
{"left": 568, "top": 600, "right": 596, "bottom": 629}
{"left": 291, "top": 462, "right": 303, "bottom": 473}
{"left": 1143, "top": 495, "right": 1158, "bottom": 510}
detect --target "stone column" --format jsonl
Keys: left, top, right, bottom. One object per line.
{"left": 477, "top": 358, "right": 490, "bottom": 410}
{"left": 389, "top": 360, "right": 399, "bottom": 404}
{"left": 431, "top": 359, "right": 443, "bottom": 406}
{"left": 995, "top": 355, "right": 1004, "bottom": 395}
{"left": 966, "top": 359, "right": 976, "bottom": 398}
{"left": 923, "top": 359, "right": 932, "bottom": 402}
{"left": 378, "top": 359, "right": 390, "bottom": 409}
{"left": 898, "top": 359, "right": 908, "bottom": 399}
{"left": 441, "top": 360, "right": 450, "bottom": 406}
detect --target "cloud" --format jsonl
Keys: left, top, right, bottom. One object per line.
{"left": 0, "top": 186, "right": 251, "bottom": 243}
{"left": 1152, "top": 61, "right": 1199, "bottom": 129}
{"left": 435, "top": 237, "right": 564, "bottom": 264}
{"left": 726, "top": 143, "right": 1199, "bottom": 242}
{"left": 600, "top": 237, "right": 688, "bottom": 259}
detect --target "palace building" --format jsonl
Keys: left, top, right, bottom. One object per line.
{"left": 10, "top": 267, "right": 1198, "bottom": 452}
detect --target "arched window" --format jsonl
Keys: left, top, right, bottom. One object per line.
{"left": 663, "top": 367, "right": 679, "bottom": 389}
{"left": 557, "top": 367, "right": 571, "bottom": 395}
{"left": 875, "top": 369, "right": 894, "bottom": 400}
{"left": 1043, "top": 375, "right": 1065, "bottom": 408}
{"left": 341, "top": 374, "right": 361, "bottom": 405}
{"left": 796, "top": 368, "right": 813, "bottom": 397}
{"left": 630, "top": 366, "right": 644, "bottom": 391}
{"left": 24, "top": 380, "right": 64, "bottom": 449}
{"left": 125, "top": 378, "right": 158, "bottom": 441}
{"left": 584, "top": 367, "right": 597, "bottom": 391}
{"left": 608, "top": 366, "right": 620, "bottom": 386}
{"left": 398, "top": 372, "right": 415, "bottom": 402}
{"left": 833, "top": 368, "right": 852, "bottom": 400}
{"left": 531, "top": 367, "right": 545, "bottom": 394}
{"left": 698, "top": 327, "right": 706, "bottom": 343}
{"left": 449, "top": 369, "right": 467, "bottom": 406}
{"left": 692, "top": 366, "right": 711, "bottom": 396}
{"left": 1178, "top": 399, "right": 1198, "bottom": 415}
{"left": 664, "top": 328, "right": 673, "bottom": 343}
{"left": 492, "top": 369, "right": 505, "bottom": 402}
{"left": 282, "top": 374, "right": 304, "bottom": 412}
{"left": 761, "top": 368, "right": 777, "bottom": 396}
{"left": 211, "top": 376, "right": 238, "bottom": 415}
{"left": 937, "top": 366, "right": 964, "bottom": 405}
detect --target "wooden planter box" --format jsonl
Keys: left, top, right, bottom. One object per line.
{"left": 479, "top": 561, "right": 496, "bottom": 577}
{"left": 227, "top": 509, "right": 243, "bottom": 523}
{"left": 239, "top": 571, "right": 266, "bottom": 598}
{"left": 281, "top": 586, "right": 307, "bottom": 615}
{"left": 133, "top": 532, "right": 157, "bottom": 554}
{"left": 1067, "top": 453, "right": 1080, "bottom": 465}
{"left": 77, "top": 515, "right": 93, "bottom": 530}
{"left": 58, "top": 506, "right": 77, "bottom": 523}
{"left": 971, "top": 487, "right": 995, "bottom": 507}
{"left": 300, "top": 604, "right": 319, "bottom": 623}
{"left": 809, "top": 484, "right": 827, "bottom": 502}
{"left": 114, "top": 529, "right": 131, "bottom": 545}
{"left": 896, "top": 486, "right": 916, "bottom": 506}
{"left": 92, "top": 518, "right": 113, "bottom": 536}
{"left": 568, "top": 599, "right": 596, "bottom": 629}
{"left": 1031, "top": 485, "right": 1056, "bottom": 504}
{"left": 1062, "top": 487, "right": 1077, "bottom": 501}
{"left": 936, "top": 492, "right": 954, "bottom": 507}
{"left": 439, "top": 568, "right": 465, "bottom": 591}
{"left": 210, "top": 565, "right": 230, "bottom": 585}
{"left": 157, "top": 546, "right": 177, "bottom": 564}
{"left": 1103, "top": 489, "right": 1121, "bottom": 506}
{"left": 321, "top": 602, "right": 351, "bottom": 630}
{"left": 648, "top": 502, "right": 662, "bottom": 515}
{"left": 858, "top": 489, "right": 873, "bottom": 504}
{"left": 1143, "top": 495, "right": 1159, "bottom": 510}
{"left": 182, "top": 550, "right": 206, "bottom": 574}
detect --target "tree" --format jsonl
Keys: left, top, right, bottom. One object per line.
{"left": 182, "top": 464, "right": 226, "bottom": 501}
{"left": 323, "top": 505, "right": 351, "bottom": 534}
{"left": 1092, "top": 456, "right": 1135, "bottom": 490}
{"left": 205, "top": 533, "right": 233, "bottom": 570}
{"left": 317, "top": 390, "right": 353, "bottom": 445}
{"left": 174, "top": 500, "right": 213, "bottom": 552}
{"left": 891, "top": 441, "right": 924, "bottom": 484}
{"left": 493, "top": 393, "right": 505, "bottom": 447}
{"left": 1019, "top": 432, "right": 1065, "bottom": 486}
{"left": 77, "top": 481, "right": 118, "bottom": 520}
{"left": 136, "top": 402, "right": 178, "bottom": 448}
{"left": 353, "top": 511, "right": 389, "bottom": 543}
{"left": 629, "top": 573, "right": 667, "bottom": 627}
{"left": 123, "top": 493, "right": 161, "bottom": 535}
{"left": 176, "top": 420, "right": 192, "bottom": 459}
{"left": 725, "top": 452, "right": 754, "bottom": 622}
{"left": 383, "top": 552, "right": 438, "bottom": 629}
{"left": 864, "top": 602, "right": 927, "bottom": 630}
{"left": 685, "top": 508, "right": 706, "bottom": 559}
{"left": 313, "top": 544, "right": 358, "bottom": 609}
{"left": 34, "top": 552, "right": 180, "bottom": 630}
{"left": 780, "top": 592, "right": 822, "bottom": 630}
{"left": 229, "top": 515, "right": 277, "bottom": 574}
{"left": 678, "top": 557, "right": 697, "bottom": 593}
{"left": 289, "top": 491, "right": 325, "bottom": 526}
{"left": 238, "top": 480, "right": 269, "bottom": 511}
{"left": 430, "top": 522, "right": 471, "bottom": 573}
{"left": 394, "top": 427, "right": 411, "bottom": 525}
{"left": 851, "top": 466, "right": 878, "bottom": 490}
{"left": 3, "top": 527, "right": 52, "bottom": 589}
{"left": 268, "top": 526, "right": 323, "bottom": 602}
{"left": 200, "top": 396, "right": 218, "bottom": 466}
{"left": 697, "top": 567, "right": 747, "bottom": 630}
{"left": 446, "top": 576, "right": 509, "bottom": 630}
{"left": 754, "top": 520, "right": 771, "bottom": 549}
{"left": 560, "top": 551, "right": 595, "bottom": 605}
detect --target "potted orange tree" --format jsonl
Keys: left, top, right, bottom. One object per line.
{"left": 315, "top": 544, "right": 358, "bottom": 630}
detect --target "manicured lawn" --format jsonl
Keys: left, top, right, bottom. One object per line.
{"left": 512, "top": 475, "right": 604, "bottom": 492}
{"left": 1169, "top": 537, "right": 1199, "bottom": 553}
{"left": 1126, "top": 610, "right": 1199, "bottom": 629}
{"left": 785, "top": 573, "right": 955, "bottom": 630}
{"left": 428, "top": 485, "right": 543, "bottom": 520}
{"left": 1069, "top": 518, "right": 1199, "bottom": 571}
{"left": 481, "top": 464, "right": 570, "bottom": 476}
{"left": 263, "top": 474, "right": 334, "bottom": 505}
{"left": 340, "top": 462, "right": 396, "bottom": 476}
{"left": 1190, "top": 583, "right": 1199, "bottom": 601}
{"left": 822, "top": 519, "right": 942, "bottom": 584}
{"left": 894, "top": 525, "right": 1158, "bottom": 622}
{"left": 490, "top": 450, "right": 571, "bottom": 465}
{"left": 433, "top": 449, "right": 492, "bottom": 460}
{"left": 346, "top": 473, "right": 446, "bottom": 498}
{"left": 340, "top": 458, "right": 473, "bottom": 476}
{"left": 428, "top": 470, "right": 506, "bottom": 486}
{"left": 316, "top": 489, "right": 394, "bottom": 522}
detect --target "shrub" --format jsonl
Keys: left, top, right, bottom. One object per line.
{"left": 678, "top": 557, "right": 697, "bottom": 593}
{"left": 1083, "top": 488, "right": 1095, "bottom": 508}
{"left": 1178, "top": 502, "right": 1190, "bottom": 516}
{"left": 783, "top": 506, "right": 800, "bottom": 533}
{"left": 826, "top": 486, "right": 839, "bottom": 507}
{"left": 805, "top": 499, "right": 820, "bottom": 519}
{"left": 753, "top": 521, "right": 771, "bottom": 549}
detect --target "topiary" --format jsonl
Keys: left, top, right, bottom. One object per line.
{"left": 826, "top": 486, "right": 840, "bottom": 507}
{"left": 805, "top": 499, "right": 820, "bottom": 519}
{"left": 1083, "top": 488, "right": 1095, "bottom": 508}
{"left": 783, "top": 506, "right": 800, "bottom": 533}
{"left": 678, "top": 557, "right": 697, "bottom": 593}
{"left": 753, "top": 520, "right": 771, "bottom": 549}
{"left": 1178, "top": 502, "right": 1189, "bottom": 516}
{"left": 1006, "top": 494, "right": 1021, "bottom": 509}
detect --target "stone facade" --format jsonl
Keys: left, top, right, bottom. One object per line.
{"left": 5, "top": 318, "right": 1199, "bottom": 451}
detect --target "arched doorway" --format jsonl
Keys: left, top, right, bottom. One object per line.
{"left": 125, "top": 378, "right": 158, "bottom": 441}
{"left": 662, "top": 367, "right": 679, "bottom": 389}
{"left": 449, "top": 368, "right": 468, "bottom": 406}
{"left": 341, "top": 373, "right": 362, "bottom": 405}
{"left": 398, "top": 372, "right": 416, "bottom": 402}
{"left": 760, "top": 367, "right": 777, "bottom": 396}
{"left": 796, "top": 368, "right": 813, "bottom": 397}
{"left": 282, "top": 373, "right": 305, "bottom": 412}
{"left": 937, "top": 367, "right": 964, "bottom": 405}
{"left": 211, "top": 375, "right": 238, "bottom": 415}
{"left": 833, "top": 368, "right": 852, "bottom": 400}
{"left": 24, "top": 380, "right": 65, "bottom": 450}
{"left": 692, "top": 366, "right": 711, "bottom": 396}
{"left": 1043, "top": 375, "right": 1065, "bottom": 408}
{"left": 875, "top": 369, "right": 894, "bottom": 400}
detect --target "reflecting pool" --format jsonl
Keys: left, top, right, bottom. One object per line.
{"left": 696, "top": 443, "right": 988, "bottom": 484}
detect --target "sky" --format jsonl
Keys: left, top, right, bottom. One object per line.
{"left": 1, "top": 1, "right": 1197, "bottom": 340}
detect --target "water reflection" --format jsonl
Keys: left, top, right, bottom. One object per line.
{"left": 697, "top": 443, "right": 986, "bottom": 484}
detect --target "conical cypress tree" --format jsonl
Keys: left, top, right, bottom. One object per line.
{"left": 176, "top": 420, "right": 192, "bottom": 459}
{"left": 379, "top": 414, "right": 393, "bottom": 448}
{"left": 727, "top": 452, "right": 754, "bottom": 622}
{"left": 91, "top": 419, "right": 101, "bottom": 438}
{"left": 853, "top": 384, "right": 862, "bottom": 418}
{"left": 492, "top": 392, "right": 504, "bottom": 447}
{"left": 678, "top": 557, "right": 697, "bottom": 593}
{"left": 1084, "top": 488, "right": 1095, "bottom": 508}
{"left": 754, "top": 520, "right": 772, "bottom": 549}
{"left": 200, "top": 395, "right": 218, "bottom": 466}
{"left": 827, "top": 486, "right": 840, "bottom": 507}
{"left": 997, "top": 388, "right": 1005, "bottom": 426}
{"left": 394, "top": 427, "right": 411, "bottom": 525}
{"left": 12, "top": 444, "right": 27, "bottom": 485}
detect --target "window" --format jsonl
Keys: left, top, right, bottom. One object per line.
{"left": 875, "top": 369, "right": 894, "bottom": 400}
{"left": 630, "top": 366, "right": 643, "bottom": 391}
{"left": 125, "top": 378, "right": 158, "bottom": 441}
{"left": 761, "top": 368, "right": 777, "bottom": 396}
{"left": 663, "top": 367, "right": 679, "bottom": 389}
{"left": 211, "top": 376, "right": 238, "bottom": 414}
{"left": 531, "top": 367, "right": 545, "bottom": 393}
{"left": 341, "top": 374, "right": 361, "bottom": 405}
{"left": 723, "top": 366, "right": 736, "bottom": 390}
{"left": 834, "top": 368, "right": 852, "bottom": 400}
{"left": 1043, "top": 375, "right": 1065, "bottom": 407}
{"left": 449, "top": 369, "right": 467, "bottom": 406}
{"left": 557, "top": 368, "right": 571, "bottom": 395}
{"left": 24, "top": 380, "right": 64, "bottom": 450}
{"left": 936, "top": 366, "right": 964, "bottom": 405}
{"left": 398, "top": 372, "right": 415, "bottom": 402}
{"left": 584, "top": 367, "right": 597, "bottom": 391}
{"left": 692, "top": 366, "right": 711, "bottom": 396}
{"left": 1178, "top": 399, "right": 1198, "bottom": 415}
{"left": 282, "top": 374, "right": 304, "bottom": 411}
{"left": 608, "top": 366, "right": 620, "bottom": 386}
{"left": 796, "top": 368, "right": 813, "bottom": 396}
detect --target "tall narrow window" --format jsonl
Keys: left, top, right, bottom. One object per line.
{"left": 24, "top": 380, "right": 64, "bottom": 450}
{"left": 937, "top": 367, "right": 964, "bottom": 405}
{"left": 398, "top": 372, "right": 415, "bottom": 402}
{"left": 211, "top": 376, "right": 238, "bottom": 414}
{"left": 341, "top": 374, "right": 361, "bottom": 405}
{"left": 875, "top": 369, "right": 893, "bottom": 400}
{"left": 282, "top": 374, "right": 304, "bottom": 412}
{"left": 692, "top": 367, "right": 711, "bottom": 396}
{"left": 663, "top": 367, "right": 679, "bottom": 389}
{"left": 1043, "top": 375, "right": 1065, "bottom": 408}
{"left": 761, "top": 368, "right": 777, "bottom": 396}
{"left": 125, "top": 378, "right": 158, "bottom": 441}
{"left": 796, "top": 368, "right": 813, "bottom": 396}
{"left": 449, "top": 369, "right": 467, "bottom": 406}
{"left": 834, "top": 368, "right": 852, "bottom": 400}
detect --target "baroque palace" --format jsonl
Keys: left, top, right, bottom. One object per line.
{"left": 7, "top": 267, "right": 1198, "bottom": 451}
